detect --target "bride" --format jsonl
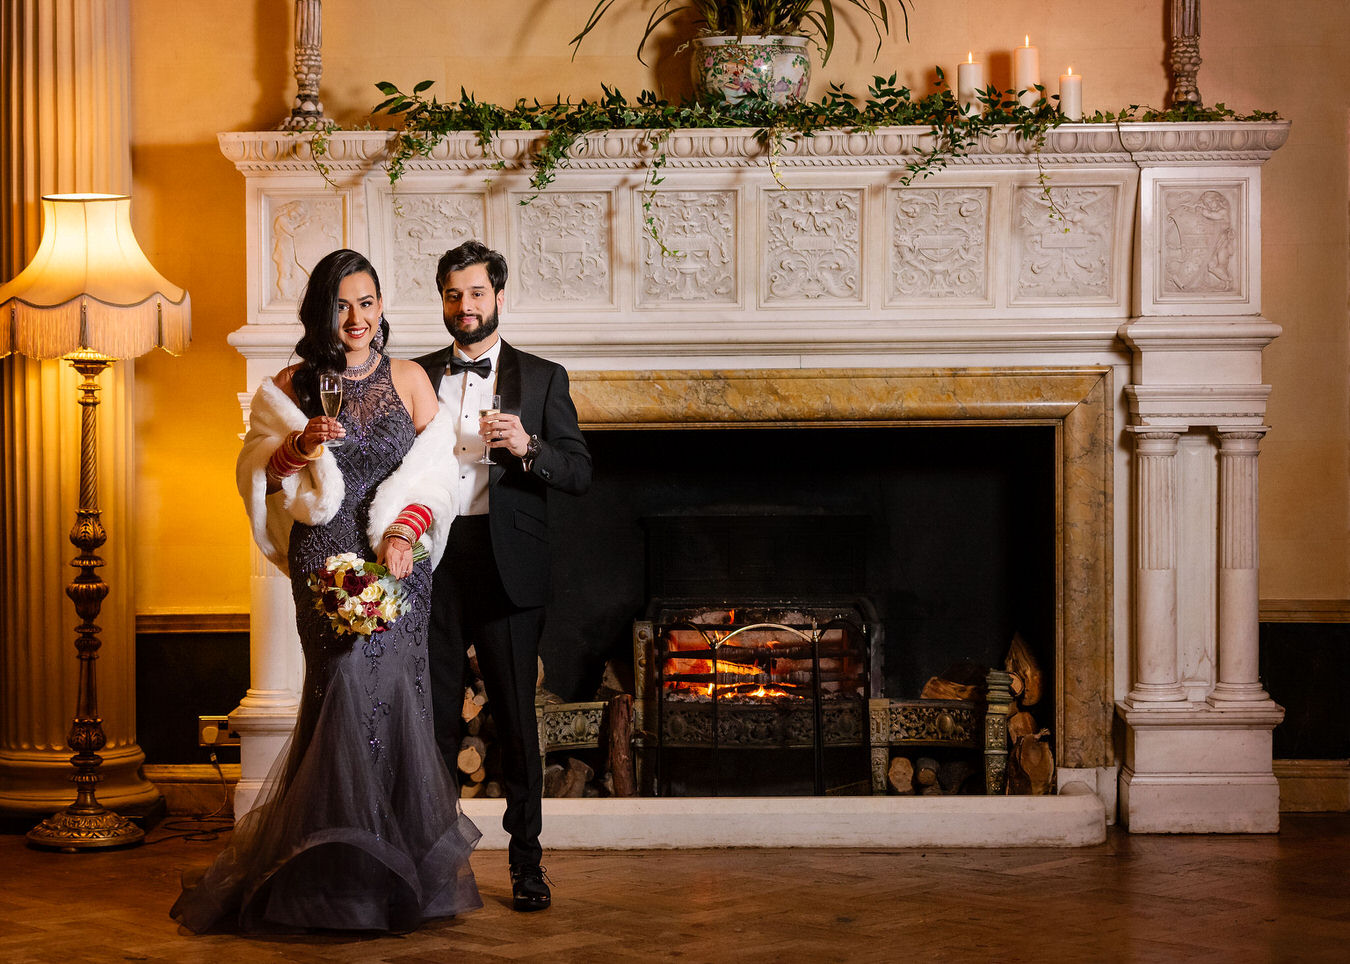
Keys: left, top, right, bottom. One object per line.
{"left": 172, "top": 249, "right": 481, "bottom": 933}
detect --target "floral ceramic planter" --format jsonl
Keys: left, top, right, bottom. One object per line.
{"left": 692, "top": 35, "right": 811, "bottom": 105}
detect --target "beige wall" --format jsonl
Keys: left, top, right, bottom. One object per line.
{"left": 126, "top": 0, "right": 1349, "bottom": 613}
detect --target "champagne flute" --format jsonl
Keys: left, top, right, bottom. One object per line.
{"left": 478, "top": 394, "right": 501, "bottom": 465}
{"left": 318, "top": 372, "right": 344, "bottom": 447}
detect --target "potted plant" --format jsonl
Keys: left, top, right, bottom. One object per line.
{"left": 570, "top": 1, "right": 910, "bottom": 104}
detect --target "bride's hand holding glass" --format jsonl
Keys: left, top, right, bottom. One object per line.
{"left": 316, "top": 372, "right": 346, "bottom": 448}
{"left": 297, "top": 415, "right": 345, "bottom": 454}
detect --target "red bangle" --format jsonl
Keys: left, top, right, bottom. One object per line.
{"left": 394, "top": 503, "right": 432, "bottom": 539}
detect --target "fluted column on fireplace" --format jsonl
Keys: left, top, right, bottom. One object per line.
{"left": 1212, "top": 429, "right": 1271, "bottom": 705}
{"left": 1127, "top": 429, "right": 1187, "bottom": 704}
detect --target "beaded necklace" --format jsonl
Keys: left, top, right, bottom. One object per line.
{"left": 342, "top": 348, "right": 380, "bottom": 380}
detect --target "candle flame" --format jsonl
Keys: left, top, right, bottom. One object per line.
{"left": 1025, "top": 35, "right": 1030, "bottom": 47}
{"left": 1067, "top": 67, "right": 1074, "bottom": 75}
{"left": 967, "top": 51, "right": 973, "bottom": 63}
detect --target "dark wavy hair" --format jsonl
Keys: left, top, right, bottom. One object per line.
{"left": 292, "top": 249, "right": 387, "bottom": 415}
{"left": 435, "top": 240, "right": 507, "bottom": 294}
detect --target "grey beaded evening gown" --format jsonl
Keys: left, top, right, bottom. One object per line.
{"left": 172, "top": 356, "right": 481, "bottom": 933}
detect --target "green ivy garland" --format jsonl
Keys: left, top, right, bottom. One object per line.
{"left": 306, "top": 75, "right": 1278, "bottom": 247}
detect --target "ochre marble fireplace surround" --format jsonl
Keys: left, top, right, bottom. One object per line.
{"left": 222, "top": 122, "right": 1288, "bottom": 846}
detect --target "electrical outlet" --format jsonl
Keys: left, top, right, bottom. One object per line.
{"left": 197, "top": 715, "right": 240, "bottom": 747}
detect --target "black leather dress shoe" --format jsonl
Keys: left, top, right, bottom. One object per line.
{"left": 510, "top": 864, "right": 552, "bottom": 912}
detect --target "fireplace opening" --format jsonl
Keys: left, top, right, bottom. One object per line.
{"left": 540, "top": 423, "right": 1057, "bottom": 793}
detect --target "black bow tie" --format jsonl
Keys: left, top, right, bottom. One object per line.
{"left": 449, "top": 356, "right": 492, "bottom": 379}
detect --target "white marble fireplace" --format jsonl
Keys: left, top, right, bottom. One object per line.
{"left": 220, "top": 119, "right": 1288, "bottom": 843}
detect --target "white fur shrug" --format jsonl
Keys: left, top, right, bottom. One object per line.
{"left": 237, "top": 377, "right": 458, "bottom": 575}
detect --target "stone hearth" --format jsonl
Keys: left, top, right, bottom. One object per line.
{"left": 221, "top": 121, "right": 1288, "bottom": 842}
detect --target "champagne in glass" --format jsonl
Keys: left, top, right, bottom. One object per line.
{"left": 477, "top": 393, "right": 501, "bottom": 465}
{"left": 318, "top": 372, "right": 344, "bottom": 447}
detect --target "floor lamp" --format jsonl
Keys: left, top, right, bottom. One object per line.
{"left": 0, "top": 194, "right": 191, "bottom": 850}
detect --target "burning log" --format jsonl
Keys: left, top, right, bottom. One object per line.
{"left": 608, "top": 694, "right": 637, "bottom": 798}
{"left": 665, "top": 671, "right": 772, "bottom": 685}
{"left": 887, "top": 756, "right": 915, "bottom": 794}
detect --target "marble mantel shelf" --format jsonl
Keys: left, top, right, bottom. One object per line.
{"left": 218, "top": 121, "right": 1291, "bottom": 174}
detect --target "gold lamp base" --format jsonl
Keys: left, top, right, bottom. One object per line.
{"left": 27, "top": 804, "right": 145, "bottom": 851}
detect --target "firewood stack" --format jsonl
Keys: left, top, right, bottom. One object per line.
{"left": 456, "top": 646, "right": 549, "bottom": 799}
{"left": 1002, "top": 633, "right": 1055, "bottom": 795}
{"left": 456, "top": 646, "right": 496, "bottom": 799}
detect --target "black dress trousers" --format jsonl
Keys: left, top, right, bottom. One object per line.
{"left": 429, "top": 514, "right": 545, "bottom": 868}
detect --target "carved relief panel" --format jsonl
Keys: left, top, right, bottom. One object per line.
{"left": 638, "top": 190, "right": 738, "bottom": 307}
{"left": 511, "top": 191, "right": 614, "bottom": 308}
{"left": 887, "top": 186, "right": 991, "bottom": 305}
{"left": 1011, "top": 185, "right": 1119, "bottom": 304}
{"left": 1158, "top": 183, "right": 1246, "bottom": 302}
{"left": 263, "top": 194, "right": 344, "bottom": 308}
{"left": 761, "top": 188, "right": 864, "bottom": 306}
{"left": 385, "top": 193, "right": 486, "bottom": 308}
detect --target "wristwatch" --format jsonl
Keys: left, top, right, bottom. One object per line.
{"left": 522, "top": 433, "right": 542, "bottom": 471}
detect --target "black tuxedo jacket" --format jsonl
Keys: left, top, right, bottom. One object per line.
{"left": 415, "top": 339, "right": 592, "bottom": 608}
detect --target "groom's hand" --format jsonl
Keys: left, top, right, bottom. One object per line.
{"left": 480, "top": 412, "right": 529, "bottom": 458}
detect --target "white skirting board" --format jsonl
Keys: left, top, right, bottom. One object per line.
{"left": 462, "top": 784, "right": 1106, "bottom": 849}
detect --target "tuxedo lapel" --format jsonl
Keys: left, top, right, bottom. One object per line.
{"left": 496, "top": 340, "right": 522, "bottom": 417}
{"left": 489, "top": 341, "right": 521, "bottom": 486}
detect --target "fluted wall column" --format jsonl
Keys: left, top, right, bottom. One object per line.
{"left": 1127, "top": 429, "right": 1188, "bottom": 703}
{"left": 0, "top": 0, "right": 158, "bottom": 815}
{"left": 1211, "top": 429, "right": 1272, "bottom": 704}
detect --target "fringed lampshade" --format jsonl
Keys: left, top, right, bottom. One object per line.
{"left": 0, "top": 193, "right": 190, "bottom": 359}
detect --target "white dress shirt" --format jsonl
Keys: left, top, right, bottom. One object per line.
{"left": 437, "top": 340, "right": 502, "bottom": 517}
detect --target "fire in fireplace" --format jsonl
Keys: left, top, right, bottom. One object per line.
{"left": 635, "top": 601, "right": 875, "bottom": 796}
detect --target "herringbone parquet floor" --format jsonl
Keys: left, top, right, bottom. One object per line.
{"left": 1, "top": 814, "right": 1348, "bottom": 963}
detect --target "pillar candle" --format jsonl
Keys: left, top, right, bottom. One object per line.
{"left": 957, "top": 52, "right": 984, "bottom": 116}
{"left": 1013, "top": 35, "right": 1040, "bottom": 108}
{"left": 1059, "top": 67, "right": 1082, "bottom": 120}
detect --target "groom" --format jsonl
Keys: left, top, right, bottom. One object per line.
{"left": 417, "top": 240, "right": 592, "bottom": 911}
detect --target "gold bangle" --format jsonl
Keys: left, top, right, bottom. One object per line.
{"left": 286, "top": 430, "right": 323, "bottom": 462}
{"left": 383, "top": 523, "right": 416, "bottom": 545}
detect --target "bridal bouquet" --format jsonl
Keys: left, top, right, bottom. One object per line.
{"left": 306, "top": 553, "right": 410, "bottom": 636}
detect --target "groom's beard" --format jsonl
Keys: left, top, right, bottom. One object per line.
{"left": 447, "top": 303, "right": 500, "bottom": 346}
